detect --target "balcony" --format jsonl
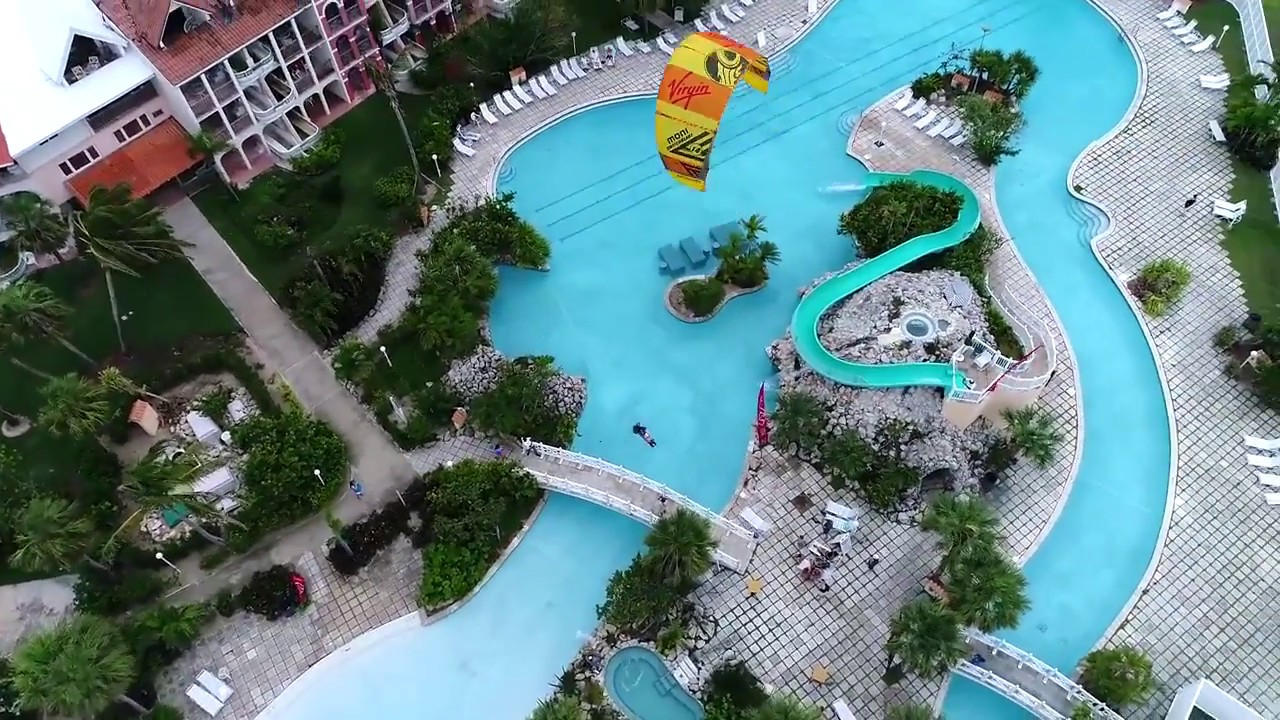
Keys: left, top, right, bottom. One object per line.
{"left": 228, "top": 108, "right": 255, "bottom": 135}
{"left": 244, "top": 83, "right": 292, "bottom": 122}
{"left": 231, "top": 42, "right": 278, "bottom": 84}
{"left": 376, "top": 3, "right": 410, "bottom": 45}
{"left": 299, "top": 24, "right": 324, "bottom": 48}
{"left": 355, "top": 31, "right": 375, "bottom": 54}
{"left": 264, "top": 112, "right": 320, "bottom": 160}
{"left": 312, "top": 59, "right": 337, "bottom": 80}
{"left": 274, "top": 29, "right": 303, "bottom": 61}
{"left": 210, "top": 79, "right": 238, "bottom": 104}
{"left": 289, "top": 62, "right": 316, "bottom": 92}
{"left": 0, "top": 251, "right": 36, "bottom": 290}
{"left": 267, "top": 74, "right": 299, "bottom": 104}
{"left": 183, "top": 84, "right": 215, "bottom": 116}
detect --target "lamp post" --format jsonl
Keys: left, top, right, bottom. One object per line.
{"left": 1217, "top": 24, "right": 1229, "bottom": 48}
{"left": 979, "top": 25, "right": 991, "bottom": 50}
{"left": 431, "top": 153, "right": 441, "bottom": 175}
{"left": 379, "top": 345, "right": 393, "bottom": 367}
{"left": 389, "top": 394, "right": 407, "bottom": 424}
{"left": 314, "top": 468, "right": 324, "bottom": 485}
{"left": 155, "top": 552, "right": 180, "bottom": 574}
{"left": 571, "top": 31, "right": 577, "bottom": 55}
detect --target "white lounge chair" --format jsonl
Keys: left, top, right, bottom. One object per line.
{"left": 1190, "top": 35, "right": 1215, "bottom": 52}
{"left": 1244, "top": 435, "right": 1280, "bottom": 451}
{"left": 708, "top": 10, "right": 728, "bottom": 30}
{"left": 1246, "top": 454, "right": 1280, "bottom": 467}
{"left": 590, "top": 47, "right": 604, "bottom": 70}
{"left": 1201, "top": 76, "right": 1230, "bottom": 90}
{"left": 1209, "top": 118, "right": 1227, "bottom": 143}
{"left": 197, "top": 671, "right": 234, "bottom": 704}
{"left": 493, "top": 93, "right": 511, "bottom": 115}
{"left": 551, "top": 64, "right": 569, "bottom": 85}
{"left": 741, "top": 0, "right": 754, "bottom": 6}
{"left": 757, "top": 30, "right": 768, "bottom": 48}
{"left": 456, "top": 125, "right": 480, "bottom": 143}
{"left": 663, "top": 31, "right": 678, "bottom": 44}
{"left": 1182, "top": 30, "right": 1205, "bottom": 44}
{"left": 926, "top": 117, "right": 953, "bottom": 137}
{"left": 1202, "top": 72, "right": 1229, "bottom": 84}
{"left": 1172, "top": 19, "right": 1198, "bottom": 35}
{"left": 1215, "top": 206, "right": 1246, "bottom": 225}
{"left": 695, "top": 18, "right": 711, "bottom": 31}
{"left": 807, "top": 0, "right": 818, "bottom": 15}
{"left": 832, "top": 699, "right": 857, "bottom": 720}
{"left": 913, "top": 109, "right": 939, "bottom": 130}
{"left": 637, "top": 40, "right": 653, "bottom": 53}
{"left": 1156, "top": 4, "right": 1181, "bottom": 19}
{"left": 616, "top": 36, "right": 635, "bottom": 56}
{"left": 516, "top": 83, "right": 537, "bottom": 103}
{"left": 1266, "top": 492, "right": 1280, "bottom": 505}
{"left": 1257, "top": 473, "right": 1280, "bottom": 487}
{"left": 721, "top": 3, "right": 742, "bottom": 21}
{"left": 186, "top": 684, "right": 224, "bottom": 716}
{"left": 538, "top": 75, "right": 557, "bottom": 95}
{"left": 502, "top": 90, "right": 522, "bottom": 110}
{"left": 528, "top": 79, "right": 546, "bottom": 99}
{"left": 949, "top": 132, "right": 968, "bottom": 146}
{"left": 902, "top": 98, "right": 926, "bottom": 117}
{"left": 453, "top": 137, "right": 477, "bottom": 157}
{"left": 1163, "top": 15, "right": 1187, "bottom": 28}
{"left": 940, "top": 119, "right": 964, "bottom": 138}
{"left": 556, "top": 59, "right": 574, "bottom": 81}
{"left": 479, "top": 102, "right": 499, "bottom": 124}
{"left": 570, "top": 57, "right": 588, "bottom": 76}
{"left": 1215, "top": 198, "right": 1247, "bottom": 214}
{"left": 658, "top": 36, "right": 676, "bottom": 54}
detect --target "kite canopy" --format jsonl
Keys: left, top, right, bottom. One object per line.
{"left": 655, "top": 32, "right": 770, "bottom": 191}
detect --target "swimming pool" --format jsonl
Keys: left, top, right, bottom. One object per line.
{"left": 604, "top": 647, "right": 705, "bottom": 720}
{"left": 258, "top": 0, "right": 1166, "bottom": 717}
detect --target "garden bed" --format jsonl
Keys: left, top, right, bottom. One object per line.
{"left": 664, "top": 274, "right": 765, "bottom": 323}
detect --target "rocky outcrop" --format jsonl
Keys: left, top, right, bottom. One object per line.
{"left": 444, "top": 345, "right": 587, "bottom": 420}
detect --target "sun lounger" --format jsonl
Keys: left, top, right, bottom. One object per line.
{"left": 658, "top": 36, "right": 676, "bottom": 54}
{"left": 1201, "top": 76, "right": 1230, "bottom": 90}
{"left": 807, "top": 0, "right": 818, "bottom": 15}
{"left": 1156, "top": 4, "right": 1181, "bottom": 19}
{"left": 940, "top": 119, "right": 964, "bottom": 139}
{"left": 637, "top": 40, "right": 653, "bottom": 52}
{"left": 832, "top": 699, "right": 857, "bottom": 720}
{"left": 571, "top": 56, "right": 588, "bottom": 76}
{"left": 538, "top": 75, "right": 557, "bottom": 95}
{"left": 1258, "top": 473, "right": 1280, "bottom": 487}
{"left": 1215, "top": 198, "right": 1247, "bottom": 214}
{"left": 517, "top": 83, "right": 537, "bottom": 103}
{"left": 741, "top": 0, "right": 754, "bottom": 5}
{"left": 197, "top": 671, "right": 234, "bottom": 703}
{"left": 1246, "top": 454, "right": 1280, "bottom": 467}
{"left": 617, "top": 37, "right": 635, "bottom": 56}
{"left": 1172, "top": 19, "right": 1198, "bottom": 35}
{"left": 709, "top": 221, "right": 739, "bottom": 249}
{"left": 1266, "top": 493, "right": 1280, "bottom": 505}
{"left": 695, "top": 18, "right": 710, "bottom": 31}
{"left": 453, "top": 137, "right": 477, "bottom": 157}
{"left": 604, "top": 46, "right": 617, "bottom": 67}
{"left": 913, "top": 109, "right": 939, "bottom": 129}
{"left": 1209, "top": 118, "right": 1227, "bottom": 143}
{"left": 186, "top": 684, "right": 225, "bottom": 716}
{"left": 554, "top": 60, "right": 573, "bottom": 82}
{"left": 528, "top": 79, "right": 546, "bottom": 99}
{"left": 1190, "top": 35, "right": 1215, "bottom": 52}
{"left": 479, "top": 102, "right": 499, "bottom": 124}
{"left": 623, "top": 17, "right": 640, "bottom": 31}
{"left": 902, "top": 98, "right": 926, "bottom": 117}
{"left": 658, "top": 244, "right": 688, "bottom": 274}
{"left": 1163, "top": 15, "right": 1187, "bottom": 28}
{"left": 456, "top": 124, "right": 481, "bottom": 142}
{"left": 893, "top": 92, "right": 912, "bottom": 110}
{"left": 757, "top": 30, "right": 768, "bottom": 48}
{"left": 680, "top": 237, "right": 709, "bottom": 265}
{"left": 1182, "top": 30, "right": 1205, "bottom": 44}
{"left": 721, "top": 3, "right": 742, "bottom": 21}
{"left": 708, "top": 10, "right": 728, "bottom": 30}
{"left": 949, "top": 132, "right": 968, "bottom": 146}
{"left": 493, "top": 94, "right": 511, "bottom": 115}
{"left": 1202, "top": 72, "right": 1229, "bottom": 84}
{"left": 1244, "top": 435, "right": 1280, "bottom": 451}
{"left": 590, "top": 47, "right": 604, "bottom": 70}
{"left": 502, "top": 90, "right": 522, "bottom": 110}
{"left": 926, "top": 117, "right": 953, "bottom": 137}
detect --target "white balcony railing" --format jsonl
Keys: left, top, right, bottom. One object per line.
{"left": 232, "top": 46, "right": 278, "bottom": 84}
{"left": 245, "top": 85, "right": 290, "bottom": 122}
{"left": 378, "top": 3, "right": 410, "bottom": 45}
{"left": 265, "top": 119, "right": 321, "bottom": 160}
{"left": 0, "top": 251, "right": 36, "bottom": 289}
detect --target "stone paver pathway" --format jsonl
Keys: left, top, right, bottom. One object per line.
{"left": 0, "top": 575, "right": 76, "bottom": 655}
{"left": 1077, "top": 2, "right": 1280, "bottom": 717}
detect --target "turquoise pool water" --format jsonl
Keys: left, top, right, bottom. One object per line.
{"left": 604, "top": 647, "right": 705, "bottom": 720}
{"left": 259, "top": 1, "right": 1166, "bottom": 718}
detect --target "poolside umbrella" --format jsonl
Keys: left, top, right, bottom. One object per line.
{"left": 754, "top": 384, "right": 769, "bottom": 446}
{"left": 809, "top": 664, "right": 830, "bottom": 684}
{"left": 745, "top": 576, "right": 763, "bottom": 596}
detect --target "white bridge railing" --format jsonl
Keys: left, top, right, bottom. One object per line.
{"left": 965, "top": 629, "right": 1123, "bottom": 720}
{"left": 525, "top": 470, "right": 744, "bottom": 570}
{"left": 529, "top": 443, "right": 755, "bottom": 542}
{"left": 954, "top": 662, "right": 1066, "bottom": 720}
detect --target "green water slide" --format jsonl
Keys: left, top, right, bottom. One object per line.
{"left": 791, "top": 169, "right": 980, "bottom": 389}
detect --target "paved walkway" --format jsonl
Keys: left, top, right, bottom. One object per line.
{"left": 961, "top": 630, "right": 1119, "bottom": 720}
{"left": 0, "top": 576, "right": 76, "bottom": 655}
{"left": 1077, "top": 2, "right": 1280, "bottom": 716}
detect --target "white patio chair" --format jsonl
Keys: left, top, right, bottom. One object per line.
{"left": 1244, "top": 435, "right": 1280, "bottom": 451}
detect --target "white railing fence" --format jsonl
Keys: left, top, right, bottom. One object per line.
{"left": 1224, "top": 0, "right": 1280, "bottom": 220}
{"left": 529, "top": 443, "right": 755, "bottom": 541}
{"left": 965, "top": 629, "right": 1122, "bottom": 720}
{"left": 954, "top": 662, "right": 1066, "bottom": 720}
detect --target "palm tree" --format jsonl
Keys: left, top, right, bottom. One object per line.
{"left": 9, "top": 497, "right": 94, "bottom": 572}
{"left": 98, "top": 366, "right": 166, "bottom": 403}
{"left": 885, "top": 599, "right": 967, "bottom": 683}
{"left": 887, "top": 704, "right": 942, "bottom": 720}
{"left": 919, "top": 494, "right": 1000, "bottom": 575}
{"left": 187, "top": 130, "right": 236, "bottom": 192}
{"left": 1078, "top": 645, "right": 1155, "bottom": 709}
{"left": 366, "top": 60, "right": 421, "bottom": 195}
{"left": 109, "top": 446, "right": 233, "bottom": 551}
{"left": 643, "top": 508, "right": 715, "bottom": 587}
{"left": 11, "top": 615, "right": 145, "bottom": 716}
{"left": 0, "top": 281, "right": 96, "bottom": 372}
{"left": 1004, "top": 49, "right": 1039, "bottom": 99}
{"left": 741, "top": 213, "right": 768, "bottom": 241}
{"left": 770, "top": 390, "right": 827, "bottom": 458}
{"left": 527, "top": 695, "right": 584, "bottom": 720}
{"left": 1002, "top": 406, "right": 1061, "bottom": 468}
{"left": 73, "top": 183, "right": 191, "bottom": 353}
{"left": 0, "top": 192, "right": 69, "bottom": 260}
{"left": 38, "top": 374, "right": 110, "bottom": 438}
{"left": 751, "top": 694, "right": 822, "bottom": 720}
{"left": 944, "top": 543, "right": 1029, "bottom": 632}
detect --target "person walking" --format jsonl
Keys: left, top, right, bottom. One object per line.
{"left": 1183, "top": 193, "right": 1199, "bottom": 211}
{"left": 349, "top": 478, "right": 365, "bottom": 500}
{"left": 866, "top": 556, "right": 880, "bottom": 571}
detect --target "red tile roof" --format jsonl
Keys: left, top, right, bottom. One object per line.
{"left": 66, "top": 118, "right": 201, "bottom": 202}
{"left": 98, "top": 0, "right": 301, "bottom": 84}
{"left": 0, "top": 122, "right": 11, "bottom": 167}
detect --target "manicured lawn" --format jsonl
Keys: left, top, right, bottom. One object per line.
{"left": 1185, "top": 0, "right": 1280, "bottom": 316}
{"left": 193, "top": 93, "right": 435, "bottom": 299}
{"left": 1265, "top": 0, "right": 1280, "bottom": 53}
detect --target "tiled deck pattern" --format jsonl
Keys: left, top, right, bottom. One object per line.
{"left": 1078, "top": 2, "right": 1280, "bottom": 717}
{"left": 848, "top": 100, "right": 1081, "bottom": 563}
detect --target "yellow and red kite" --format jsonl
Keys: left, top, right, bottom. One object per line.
{"left": 656, "top": 32, "right": 770, "bottom": 191}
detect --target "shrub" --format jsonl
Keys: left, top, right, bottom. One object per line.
{"left": 984, "top": 303, "right": 1024, "bottom": 358}
{"left": 910, "top": 71, "right": 946, "bottom": 99}
{"left": 1130, "top": 258, "right": 1190, "bottom": 316}
{"left": 124, "top": 604, "right": 210, "bottom": 675}
{"left": 680, "top": 278, "right": 726, "bottom": 317}
{"left": 195, "top": 388, "right": 232, "bottom": 427}
{"left": 373, "top": 167, "right": 418, "bottom": 208}
{"left": 838, "top": 180, "right": 962, "bottom": 257}
{"left": 326, "top": 503, "right": 412, "bottom": 576}
{"left": 252, "top": 217, "right": 302, "bottom": 250}
{"left": 416, "top": 115, "right": 454, "bottom": 174}
{"left": 213, "top": 589, "right": 238, "bottom": 617}
{"left": 770, "top": 390, "right": 827, "bottom": 458}
{"left": 1223, "top": 91, "right": 1280, "bottom": 171}
{"left": 713, "top": 215, "right": 780, "bottom": 288}
{"left": 147, "top": 704, "right": 185, "bottom": 720}
{"left": 1213, "top": 324, "right": 1241, "bottom": 350}
{"left": 704, "top": 661, "right": 768, "bottom": 712}
{"left": 73, "top": 564, "right": 170, "bottom": 616}
{"left": 820, "top": 430, "right": 918, "bottom": 512}
{"left": 1079, "top": 646, "right": 1155, "bottom": 709}
{"left": 291, "top": 130, "right": 344, "bottom": 175}
{"left": 437, "top": 193, "right": 551, "bottom": 269}
{"left": 1069, "top": 705, "right": 1094, "bottom": 720}
{"left": 283, "top": 227, "right": 397, "bottom": 345}
{"left": 1002, "top": 405, "right": 1061, "bottom": 469}
{"left": 596, "top": 557, "right": 681, "bottom": 635}
{"left": 470, "top": 356, "right": 578, "bottom": 446}
{"left": 957, "top": 94, "right": 1024, "bottom": 166}
{"left": 238, "top": 565, "right": 306, "bottom": 620}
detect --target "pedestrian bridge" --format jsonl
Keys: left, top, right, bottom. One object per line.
{"left": 956, "top": 629, "right": 1123, "bottom": 720}
{"left": 520, "top": 442, "right": 757, "bottom": 571}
